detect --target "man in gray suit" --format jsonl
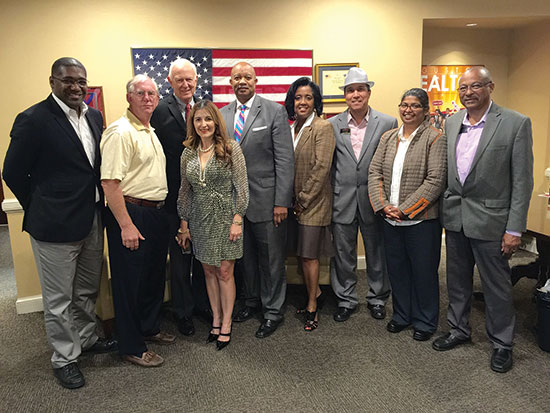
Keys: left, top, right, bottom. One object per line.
{"left": 330, "top": 68, "right": 397, "bottom": 322}
{"left": 432, "top": 66, "right": 533, "bottom": 374}
{"left": 220, "top": 62, "right": 294, "bottom": 338}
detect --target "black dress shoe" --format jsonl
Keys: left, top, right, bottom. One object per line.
{"left": 216, "top": 331, "right": 231, "bottom": 350}
{"left": 206, "top": 326, "right": 220, "bottom": 343}
{"left": 83, "top": 338, "right": 118, "bottom": 354}
{"left": 491, "top": 348, "right": 513, "bottom": 373}
{"left": 178, "top": 317, "right": 195, "bottom": 336}
{"left": 255, "top": 319, "right": 281, "bottom": 338}
{"left": 53, "top": 362, "right": 85, "bottom": 389}
{"left": 386, "top": 320, "right": 409, "bottom": 333}
{"left": 367, "top": 303, "right": 386, "bottom": 320}
{"left": 432, "top": 332, "right": 472, "bottom": 351}
{"left": 413, "top": 329, "right": 433, "bottom": 341}
{"left": 233, "top": 306, "right": 259, "bottom": 323}
{"left": 194, "top": 309, "right": 213, "bottom": 325}
{"left": 333, "top": 307, "right": 355, "bottom": 322}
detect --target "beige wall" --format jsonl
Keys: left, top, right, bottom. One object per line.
{"left": 2, "top": 0, "right": 550, "bottom": 305}
{"left": 508, "top": 21, "right": 550, "bottom": 235}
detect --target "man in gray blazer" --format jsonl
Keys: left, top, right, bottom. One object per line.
{"left": 432, "top": 66, "right": 533, "bottom": 374}
{"left": 220, "top": 62, "right": 294, "bottom": 338}
{"left": 330, "top": 68, "right": 397, "bottom": 322}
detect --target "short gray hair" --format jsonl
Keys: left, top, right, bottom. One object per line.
{"left": 169, "top": 58, "right": 197, "bottom": 78}
{"left": 126, "top": 74, "right": 158, "bottom": 93}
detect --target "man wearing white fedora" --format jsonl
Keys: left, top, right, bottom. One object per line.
{"left": 329, "top": 67, "right": 397, "bottom": 322}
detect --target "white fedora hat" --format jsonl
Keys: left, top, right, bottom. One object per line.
{"left": 339, "top": 67, "right": 375, "bottom": 90}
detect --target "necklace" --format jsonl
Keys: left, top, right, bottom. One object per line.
{"left": 198, "top": 143, "right": 214, "bottom": 153}
{"left": 198, "top": 150, "right": 214, "bottom": 187}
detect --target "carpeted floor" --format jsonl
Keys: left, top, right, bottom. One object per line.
{"left": 0, "top": 226, "right": 549, "bottom": 412}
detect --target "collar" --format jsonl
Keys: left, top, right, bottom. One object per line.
{"left": 235, "top": 94, "right": 256, "bottom": 111}
{"left": 347, "top": 107, "right": 370, "bottom": 125}
{"left": 126, "top": 109, "right": 151, "bottom": 132}
{"left": 397, "top": 123, "right": 422, "bottom": 142}
{"left": 463, "top": 101, "right": 493, "bottom": 127}
{"left": 52, "top": 93, "right": 88, "bottom": 118}
{"left": 173, "top": 94, "right": 193, "bottom": 108}
{"left": 291, "top": 112, "right": 315, "bottom": 132}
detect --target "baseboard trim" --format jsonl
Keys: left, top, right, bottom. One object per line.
{"left": 358, "top": 255, "right": 365, "bottom": 270}
{"left": 2, "top": 198, "right": 23, "bottom": 214}
{"left": 16, "top": 295, "right": 43, "bottom": 314}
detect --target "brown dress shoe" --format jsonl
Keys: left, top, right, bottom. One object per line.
{"left": 144, "top": 332, "right": 176, "bottom": 345}
{"left": 122, "top": 351, "right": 164, "bottom": 367}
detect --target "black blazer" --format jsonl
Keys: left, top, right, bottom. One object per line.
{"left": 3, "top": 94, "right": 104, "bottom": 242}
{"left": 150, "top": 94, "right": 192, "bottom": 214}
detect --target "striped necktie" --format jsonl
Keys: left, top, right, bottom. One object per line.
{"left": 234, "top": 104, "right": 246, "bottom": 143}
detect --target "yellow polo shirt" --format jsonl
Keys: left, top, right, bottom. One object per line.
{"left": 100, "top": 109, "right": 168, "bottom": 201}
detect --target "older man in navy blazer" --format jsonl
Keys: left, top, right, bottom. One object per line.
{"left": 220, "top": 62, "right": 294, "bottom": 338}
{"left": 329, "top": 68, "right": 397, "bottom": 322}
{"left": 3, "top": 57, "right": 116, "bottom": 389}
{"left": 432, "top": 66, "right": 534, "bottom": 373}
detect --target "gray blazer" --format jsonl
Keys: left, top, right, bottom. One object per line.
{"left": 330, "top": 108, "right": 398, "bottom": 225}
{"left": 221, "top": 95, "right": 294, "bottom": 223}
{"left": 441, "top": 103, "right": 534, "bottom": 241}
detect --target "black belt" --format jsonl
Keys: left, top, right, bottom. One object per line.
{"left": 124, "top": 195, "right": 165, "bottom": 209}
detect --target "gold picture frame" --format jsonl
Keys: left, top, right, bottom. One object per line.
{"left": 315, "top": 63, "right": 359, "bottom": 103}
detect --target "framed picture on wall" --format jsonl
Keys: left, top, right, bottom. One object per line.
{"left": 85, "top": 86, "right": 106, "bottom": 128}
{"left": 315, "top": 63, "right": 359, "bottom": 103}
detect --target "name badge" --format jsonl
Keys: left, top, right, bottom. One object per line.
{"left": 340, "top": 128, "right": 351, "bottom": 134}
{"left": 252, "top": 126, "right": 268, "bottom": 132}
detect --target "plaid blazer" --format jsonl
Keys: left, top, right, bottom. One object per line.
{"left": 294, "top": 116, "right": 336, "bottom": 226}
{"left": 368, "top": 120, "right": 447, "bottom": 221}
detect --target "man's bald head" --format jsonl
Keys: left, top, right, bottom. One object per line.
{"left": 229, "top": 62, "right": 257, "bottom": 104}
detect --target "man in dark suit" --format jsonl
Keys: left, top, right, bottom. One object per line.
{"left": 150, "top": 58, "right": 210, "bottom": 336}
{"left": 433, "top": 66, "right": 534, "bottom": 373}
{"left": 329, "top": 68, "right": 397, "bottom": 322}
{"left": 3, "top": 57, "right": 116, "bottom": 389}
{"left": 220, "top": 62, "right": 294, "bottom": 338}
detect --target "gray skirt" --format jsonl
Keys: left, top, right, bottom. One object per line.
{"left": 288, "top": 212, "right": 334, "bottom": 259}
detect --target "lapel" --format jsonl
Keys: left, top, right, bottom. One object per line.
{"left": 166, "top": 94, "right": 187, "bottom": 132}
{"left": 336, "top": 111, "right": 356, "bottom": 163}
{"left": 294, "top": 115, "right": 317, "bottom": 154}
{"left": 47, "top": 95, "right": 92, "bottom": 168}
{"left": 468, "top": 103, "right": 501, "bottom": 174}
{"left": 357, "top": 108, "right": 379, "bottom": 164}
{"left": 223, "top": 100, "right": 237, "bottom": 138}
{"left": 446, "top": 110, "right": 466, "bottom": 183}
{"left": 240, "top": 95, "right": 261, "bottom": 145}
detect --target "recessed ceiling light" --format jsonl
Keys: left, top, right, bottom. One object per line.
{"left": 466, "top": 23, "right": 478, "bottom": 27}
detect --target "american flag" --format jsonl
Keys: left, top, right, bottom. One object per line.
{"left": 131, "top": 48, "right": 313, "bottom": 108}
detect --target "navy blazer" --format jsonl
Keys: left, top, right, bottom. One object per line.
{"left": 3, "top": 94, "right": 104, "bottom": 242}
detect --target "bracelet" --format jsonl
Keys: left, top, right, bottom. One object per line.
{"left": 177, "top": 228, "right": 189, "bottom": 234}
{"left": 232, "top": 220, "right": 242, "bottom": 226}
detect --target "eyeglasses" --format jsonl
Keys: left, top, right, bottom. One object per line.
{"left": 52, "top": 76, "right": 88, "bottom": 87}
{"left": 398, "top": 103, "right": 424, "bottom": 110}
{"left": 132, "top": 90, "right": 158, "bottom": 98}
{"left": 458, "top": 82, "right": 492, "bottom": 93}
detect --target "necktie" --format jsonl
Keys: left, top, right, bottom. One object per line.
{"left": 185, "top": 103, "right": 191, "bottom": 122}
{"left": 234, "top": 104, "right": 246, "bottom": 143}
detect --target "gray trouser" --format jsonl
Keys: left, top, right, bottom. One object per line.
{"left": 331, "top": 213, "right": 390, "bottom": 309}
{"left": 30, "top": 210, "right": 104, "bottom": 368}
{"left": 445, "top": 229, "right": 515, "bottom": 350}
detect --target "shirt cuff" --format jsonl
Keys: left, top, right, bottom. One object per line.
{"left": 505, "top": 230, "right": 521, "bottom": 237}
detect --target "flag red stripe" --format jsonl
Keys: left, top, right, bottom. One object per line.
{"left": 212, "top": 49, "right": 312, "bottom": 59}
{"left": 214, "top": 101, "right": 285, "bottom": 109}
{"left": 213, "top": 85, "right": 293, "bottom": 94}
{"left": 212, "top": 67, "right": 312, "bottom": 76}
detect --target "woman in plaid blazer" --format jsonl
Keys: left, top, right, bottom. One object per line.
{"left": 284, "top": 77, "right": 336, "bottom": 331}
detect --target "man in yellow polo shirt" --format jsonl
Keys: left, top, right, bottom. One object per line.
{"left": 101, "top": 74, "right": 174, "bottom": 368}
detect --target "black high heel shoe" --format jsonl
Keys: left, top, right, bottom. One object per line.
{"left": 216, "top": 331, "right": 231, "bottom": 351}
{"left": 296, "top": 290, "right": 325, "bottom": 314}
{"left": 206, "top": 326, "right": 220, "bottom": 343}
{"left": 304, "top": 310, "right": 318, "bottom": 331}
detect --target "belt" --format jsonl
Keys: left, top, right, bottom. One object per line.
{"left": 123, "top": 195, "right": 165, "bottom": 209}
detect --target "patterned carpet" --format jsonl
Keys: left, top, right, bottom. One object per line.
{"left": 0, "top": 226, "right": 549, "bottom": 412}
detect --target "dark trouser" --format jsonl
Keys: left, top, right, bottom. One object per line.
{"left": 383, "top": 219, "right": 441, "bottom": 333}
{"left": 166, "top": 211, "right": 209, "bottom": 319}
{"left": 445, "top": 229, "right": 515, "bottom": 350}
{"left": 241, "top": 217, "right": 287, "bottom": 321}
{"left": 105, "top": 202, "right": 169, "bottom": 356}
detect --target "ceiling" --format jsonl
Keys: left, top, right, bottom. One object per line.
{"left": 424, "top": 16, "right": 550, "bottom": 29}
